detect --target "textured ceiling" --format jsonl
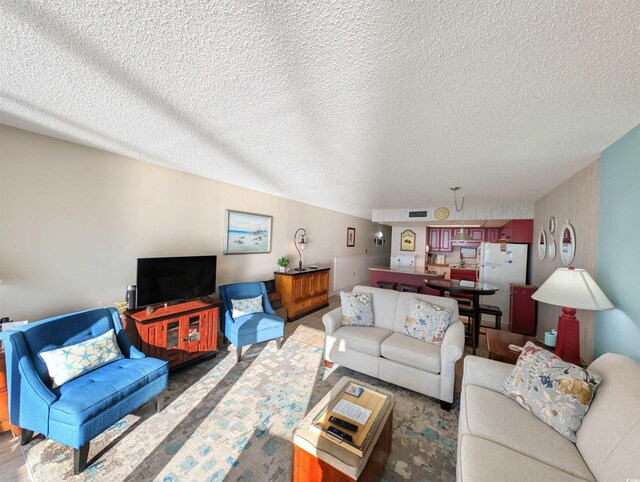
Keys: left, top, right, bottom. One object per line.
{"left": 1, "top": 1, "right": 639, "bottom": 218}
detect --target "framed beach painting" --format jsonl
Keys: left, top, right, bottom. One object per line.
{"left": 225, "top": 210, "right": 272, "bottom": 254}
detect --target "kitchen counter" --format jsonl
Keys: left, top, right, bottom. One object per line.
{"left": 369, "top": 266, "right": 444, "bottom": 295}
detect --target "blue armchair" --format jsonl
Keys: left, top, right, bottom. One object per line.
{"left": 219, "top": 282, "right": 285, "bottom": 362}
{"left": 2, "top": 307, "right": 168, "bottom": 474}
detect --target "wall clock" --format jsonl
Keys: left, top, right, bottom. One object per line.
{"left": 434, "top": 207, "right": 450, "bottom": 220}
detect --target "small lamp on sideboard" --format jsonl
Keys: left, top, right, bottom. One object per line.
{"left": 293, "top": 228, "right": 307, "bottom": 271}
{"left": 532, "top": 267, "right": 613, "bottom": 365}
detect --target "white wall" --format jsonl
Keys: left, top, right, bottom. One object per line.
{"left": 0, "top": 125, "right": 391, "bottom": 321}
{"left": 390, "top": 225, "right": 427, "bottom": 267}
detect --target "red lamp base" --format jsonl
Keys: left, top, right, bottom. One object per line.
{"left": 554, "top": 306, "right": 582, "bottom": 365}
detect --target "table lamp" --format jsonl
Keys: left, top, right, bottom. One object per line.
{"left": 531, "top": 267, "right": 613, "bottom": 364}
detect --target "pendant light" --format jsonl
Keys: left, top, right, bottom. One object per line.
{"left": 450, "top": 187, "right": 473, "bottom": 243}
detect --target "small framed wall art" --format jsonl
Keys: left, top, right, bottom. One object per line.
{"left": 225, "top": 210, "right": 272, "bottom": 254}
{"left": 400, "top": 229, "right": 416, "bottom": 251}
{"left": 347, "top": 227, "right": 356, "bottom": 247}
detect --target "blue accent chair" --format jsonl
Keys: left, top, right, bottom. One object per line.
{"left": 2, "top": 307, "right": 168, "bottom": 474}
{"left": 219, "top": 282, "right": 285, "bottom": 362}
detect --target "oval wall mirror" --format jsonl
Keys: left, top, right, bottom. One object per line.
{"left": 548, "top": 217, "right": 556, "bottom": 234}
{"left": 560, "top": 222, "right": 576, "bottom": 265}
{"left": 538, "top": 228, "right": 547, "bottom": 260}
{"left": 548, "top": 236, "right": 557, "bottom": 260}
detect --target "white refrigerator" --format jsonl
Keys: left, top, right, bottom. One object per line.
{"left": 478, "top": 242, "right": 528, "bottom": 326}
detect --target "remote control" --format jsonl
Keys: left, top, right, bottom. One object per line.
{"left": 329, "top": 416, "right": 358, "bottom": 432}
{"left": 327, "top": 426, "right": 353, "bottom": 443}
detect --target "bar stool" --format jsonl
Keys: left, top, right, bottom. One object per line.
{"left": 478, "top": 304, "right": 502, "bottom": 331}
{"left": 376, "top": 281, "right": 397, "bottom": 290}
{"left": 399, "top": 284, "right": 421, "bottom": 293}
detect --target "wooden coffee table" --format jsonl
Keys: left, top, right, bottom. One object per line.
{"left": 292, "top": 377, "right": 395, "bottom": 481}
{"left": 485, "top": 328, "right": 549, "bottom": 364}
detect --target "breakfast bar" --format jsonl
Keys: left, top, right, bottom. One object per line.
{"left": 369, "top": 266, "right": 444, "bottom": 296}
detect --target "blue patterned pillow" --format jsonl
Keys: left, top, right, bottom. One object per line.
{"left": 501, "top": 342, "right": 601, "bottom": 442}
{"left": 404, "top": 298, "right": 452, "bottom": 344}
{"left": 40, "top": 329, "right": 123, "bottom": 387}
{"left": 340, "top": 291, "right": 375, "bottom": 327}
{"left": 231, "top": 295, "right": 264, "bottom": 318}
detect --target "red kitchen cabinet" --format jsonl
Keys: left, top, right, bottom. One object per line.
{"left": 440, "top": 228, "right": 452, "bottom": 252}
{"left": 428, "top": 228, "right": 440, "bottom": 250}
{"left": 510, "top": 284, "right": 537, "bottom": 335}
{"left": 500, "top": 220, "right": 533, "bottom": 243}
{"left": 469, "top": 229, "right": 484, "bottom": 242}
{"left": 485, "top": 228, "right": 500, "bottom": 242}
{"left": 428, "top": 228, "right": 453, "bottom": 252}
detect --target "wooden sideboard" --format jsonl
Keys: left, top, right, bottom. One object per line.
{"left": 275, "top": 268, "right": 330, "bottom": 322}
{"left": 0, "top": 349, "right": 20, "bottom": 436}
{"left": 124, "top": 300, "right": 219, "bottom": 370}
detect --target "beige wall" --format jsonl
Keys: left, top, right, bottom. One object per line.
{"left": 531, "top": 160, "right": 600, "bottom": 362}
{"left": 0, "top": 125, "right": 390, "bottom": 321}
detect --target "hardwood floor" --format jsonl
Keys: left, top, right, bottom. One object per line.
{"left": 0, "top": 431, "right": 31, "bottom": 481}
{"left": 0, "top": 294, "right": 493, "bottom": 482}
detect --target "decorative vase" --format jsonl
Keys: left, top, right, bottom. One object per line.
{"left": 279, "top": 266, "right": 286, "bottom": 272}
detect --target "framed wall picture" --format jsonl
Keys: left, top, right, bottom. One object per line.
{"left": 224, "top": 210, "right": 272, "bottom": 254}
{"left": 400, "top": 229, "right": 416, "bottom": 251}
{"left": 347, "top": 227, "right": 356, "bottom": 247}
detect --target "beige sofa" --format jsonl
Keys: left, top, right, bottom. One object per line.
{"left": 457, "top": 353, "right": 640, "bottom": 481}
{"left": 322, "top": 285, "right": 465, "bottom": 409}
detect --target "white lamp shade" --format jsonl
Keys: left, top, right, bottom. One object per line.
{"left": 531, "top": 268, "right": 613, "bottom": 311}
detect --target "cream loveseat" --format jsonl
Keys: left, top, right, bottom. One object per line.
{"left": 322, "top": 285, "right": 465, "bottom": 409}
{"left": 457, "top": 353, "right": 640, "bottom": 481}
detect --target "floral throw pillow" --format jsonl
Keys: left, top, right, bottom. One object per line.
{"left": 340, "top": 291, "right": 374, "bottom": 327}
{"left": 231, "top": 295, "right": 264, "bottom": 319}
{"left": 501, "top": 342, "right": 601, "bottom": 442}
{"left": 403, "top": 299, "right": 452, "bottom": 344}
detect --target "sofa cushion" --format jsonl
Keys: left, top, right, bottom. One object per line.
{"left": 50, "top": 356, "right": 168, "bottom": 426}
{"left": 403, "top": 298, "right": 452, "bottom": 344}
{"left": 461, "top": 384, "right": 595, "bottom": 481}
{"left": 231, "top": 295, "right": 264, "bottom": 319}
{"left": 458, "top": 434, "right": 591, "bottom": 482}
{"left": 339, "top": 291, "right": 375, "bottom": 327}
{"left": 576, "top": 353, "right": 640, "bottom": 481}
{"left": 380, "top": 333, "right": 441, "bottom": 374}
{"left": 352, "top": 286, "right": 399, "bottom": 331}
{"left": 333, "top": 326, "right": 392, "bottom": 357}
{"left": 501, "top": 342, "right": 601, "bottom": 442}
{"left": 40, "top": 329, "right": 123, "bottom": 387}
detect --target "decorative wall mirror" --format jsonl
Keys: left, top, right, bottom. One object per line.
{"left": 538, "top": 228, "right": 547, "bottom": 260}
{"left": 548, "top": 236, "right": 557, "bottom": 260}
{"left": 560, "top": 222, "right": 576, "bottom": 265}
{"left": 548, "top": 216, "right": 556, "bottom": 234}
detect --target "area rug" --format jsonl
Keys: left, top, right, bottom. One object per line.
{"left": 23, "top": 339, "right": 459, "bottom": 481}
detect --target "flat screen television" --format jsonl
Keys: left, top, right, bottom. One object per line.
{"left": 136, "top": 255, "right": 217, "bottom": 308}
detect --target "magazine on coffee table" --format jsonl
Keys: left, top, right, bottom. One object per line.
{"left": 311, "top": 382, "right": 391, "bottom": 457}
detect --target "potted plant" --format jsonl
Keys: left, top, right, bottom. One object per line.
{"left": 277, "top": 256, "right": 290, "bottom": 272}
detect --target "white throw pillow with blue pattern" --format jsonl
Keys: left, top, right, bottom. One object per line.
{"left": 40, "top": 329, "right": 124, "bottom": 388}
{"left": 404, "top": 298, "right": 452, "bottom": 344}
{"left": 231, "top": 295, "right": 264, "bottom": 319}
{"left": 340, "top": 291, "right": 375, "bottom": 326}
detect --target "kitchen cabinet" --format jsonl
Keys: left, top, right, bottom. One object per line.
{"left": 450, "top": 268, "right": 478, "bottom": 282}
{"left": 500, "top": 220, "right": 533, "bottom": 244}
{"left": 485, "top": 228, "right": 500, "bottom": 242}
{"left": 428, "top": 228, "right": 453, "bottom": 252}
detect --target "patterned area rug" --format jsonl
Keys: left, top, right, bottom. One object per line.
{"left": 24, "top": 339, "right": 459, "bottom": 481}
